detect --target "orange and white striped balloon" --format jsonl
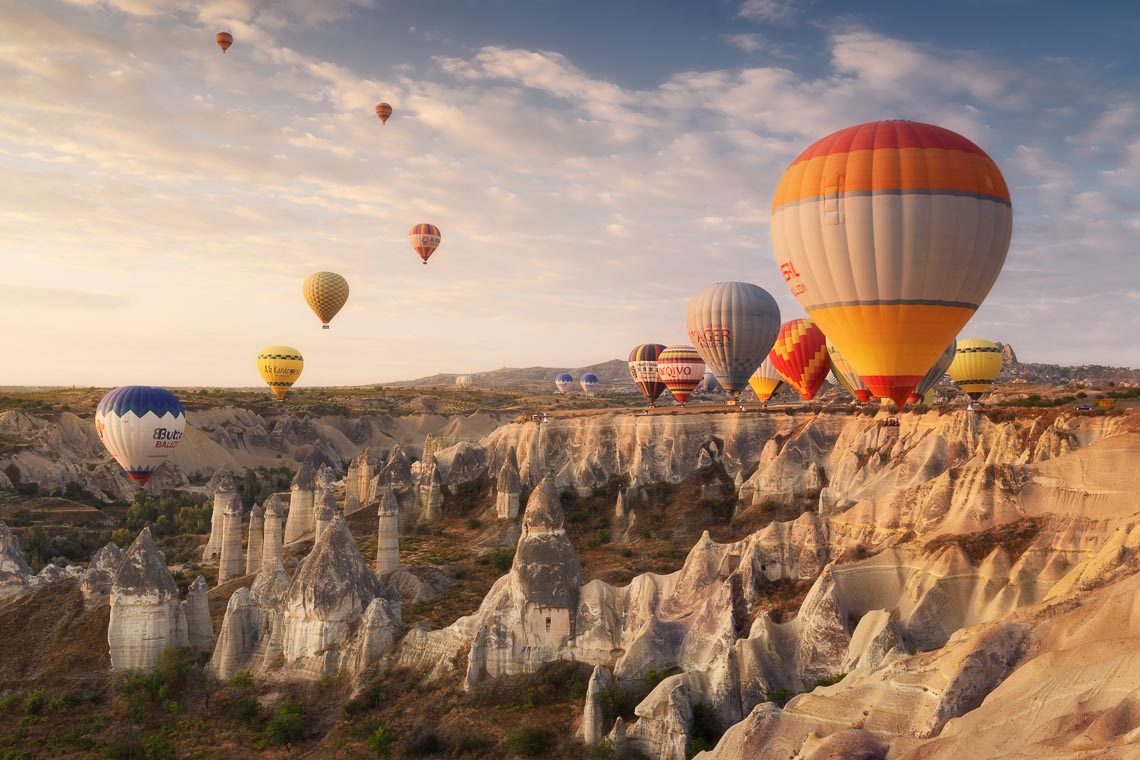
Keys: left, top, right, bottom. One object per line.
{"left": 770, "top": 120, "right": 1012, "bottom": 409}
{"left": 409, "top": 223, "right": 441, "bottom": 264}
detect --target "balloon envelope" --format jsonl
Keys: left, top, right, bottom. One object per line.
{"left": 410, "top": 223, "right": 441, "bottom": 264}
{"left": 96, "top": 386, "right": 185, "bottom": 487}
{"left": 698, "top": 371, "right": 720, "bottom": 394}
{"left": 456, "top": 375, "right": 475, "bottom": 390}
{"left": 768, "top": 319, "right": 829, "bottom": 401}
{"left": 580, "top": 373, "right": 599, "bottom": 395}
{"left": 686, "top": 282, "right": 781, "bottom": 398}
{"left": 628, "top": 344, "right": 667, "bottom": 405}
{"left": 910, "top": 341, "right": 957, "bottom": 402}
{"left": 302, "top": 272, "right": 349, "bottom": 328}
{"left": 748, "top": 358, "right": 783, "bottom": 403}
{"left": 257, "top": 345, "right": 303, "bottom": 400}
{"left": 657, "top": 345, "right": 705, "bottom": 405}
{"left": 555, "top": 373, "right": 574, "bottom": 393}
{"left": 949, "top": 338, "right": 1004, "bottom": 400}
{"left": 826, "top": 339, "right": 872, "bottom": 403}
{"left": 376, "top": 102, "right": 392, "bottom": 124}
{"left": 771, "top": 120, "right": 1012, "bottom": 409}
{"left": 216, "top": 32, "right": 232, "bottom": 52}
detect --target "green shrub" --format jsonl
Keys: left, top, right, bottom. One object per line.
{"left": 230, "top": 670, "right": 253, "bottom": 690}
{"left": 255, "top": 698, "right": 304, "bottom": 748}
{"left": 815, "top": 673, "right": 846, "bottom": 688}
{"left": 491, "top": 551, "right": 514, "bottom": 573}
{"left": 466, "top": 517, "right": 483, "bottom": 530}
{"left": 764, "top": 688, "right": 795, "bottom": 707}
{"left": 345, "top": 681, "right": 385, "bottom": 716}
{"left": 368, "top": 725, "right": 396, "bottom": 756}
{"left": 586, "top": 530, "right": 609, "bottom": 549}
{"left": 504, "top": 725, "right": 554, "bottom": 757}
{"left": 234, "top": 696, "right": 260, "bottom": 725}
{"left": 20, "top": 689, "right": 45, "bottom": 716}
{"left": 760, "top": 500, "right": 779, "bottom": 512}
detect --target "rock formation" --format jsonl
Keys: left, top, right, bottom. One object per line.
{"left": 0, "top": 522, "right": 32, "bottom": 599}
{"left": 217, "top": 490, "right": 245, "bottom": 584}
{"left": 203, "top": 471, "right": 236, "bottom": 560}
{"left": 260, "top": 494, "right": 285, "bottom": 573}
{"left": 108, "top": 528, "right": 187, "bottom": 670}
{"left": 80, "top": 541, "right": 123, "bottom": 601}
{"left": 345, "top": 447, "right": 376, "bottom": 513}
{"left": 419, "top": 457, "right": 443, "bottom": 522}
{"left": 314, "top": 487, "right": 337, "bottom": 543}
{"left": 376, "top": 486, "right": 400, "bottom": 574}
{"left": 245, "top": 503, "right": 264, "bottom": 576}
{"left": 495, "top": 454, "right": 521, "bottom": 520}
{"left": 184, "top": 576, "right": 214, "bottom": 653}
{"left": 285, "top": 462, "right": 315, "bottom": 543}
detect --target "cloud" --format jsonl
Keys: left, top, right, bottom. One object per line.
{"left": 738, "top": 0, "right": 799, "bottom": 24}
{"left": 0, "top": 285, "right": 129, "bottom": 310}
{"left": 724, "top": 33, "right": 766, "bottom": 53}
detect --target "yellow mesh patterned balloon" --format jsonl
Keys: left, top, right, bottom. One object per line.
{"left": 302, "top": 272, "right": 349, "bottom": 329}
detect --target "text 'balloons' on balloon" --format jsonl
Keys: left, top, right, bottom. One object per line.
{"left": 580, "top": 373, "right": 599, "bottom": 396}
{"left": 686, "top": 282, "right": 781, "bottom": 400}
{"left": 410, "top": 223, "right": 441, "bottom": 264}
{"left": 909, "top": 341, "right": 957, "bottom": 404}
{"left": 769, "top": 319, "right": 830, "bottom": 401}
{"left": 628, "top": 344, "right": 667, "bottom": 406}
{"left": 96, "top": 386, "right": 186, "bottom": 487}
{"left": 770, "top": 120, "right": 1013, "bottom": 409}
{"left": 949, "top": 338, "right": 1004, "bottom": 400}
{"left": 748, "top": 358, "right": 783, "bottom": 403}
{"left": 302, "top": 272, "right": 349, "bottom": 329}
{"left": 375, "top": 102, "right": 393, "bottom": 124}
{"left": 657, "top": 345, "right": 705, "bottom": 406}
{"left": 257, "top": 346, "right": 303, "bottom": 400}
{"left": 826, "top": 339, "right": 872, "bottom": 403}
{"left": 216, "top": 32, "right": 233, "bottom": 52}
{"left": 555, "top": 373, "right": 574, "bottom": 393}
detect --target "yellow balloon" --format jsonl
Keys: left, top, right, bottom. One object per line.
{"left": 748, "top": 358, "right": 783, "bottom": 403}
{"left": 302, "top": 272, "right": 349, "bottom": 328}
{"left": 258, "top": 345, "right": 304, "bottom": 399}
{"left": 948, "top": 338, "right": 1004, "bottom": 400}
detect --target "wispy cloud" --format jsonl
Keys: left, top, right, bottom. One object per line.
{"left": 738, "top": 0, "right": 799, "bottom": 24}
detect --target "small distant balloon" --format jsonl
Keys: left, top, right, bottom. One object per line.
{"left": 257, "top": 345, "right": 304, "bottom": 400}
{"left": 628, "top": 344, "right": 667, "bottom": 406}
{"left": 302, "top": 272, "right": 349, "bottom": 329}
{"left": 96, "top": 386, "right": 186, "bottom": 487}
{"left": 748, "top": 359, "right": 783, "bottom": 403}
{"left": 698, "top": 371, "right": 720, "bottom": 394}
{"left": 375, "top": 102, "right": 393, "bottom": 124}
{"left": 410, "top": 223, "right": 441, "bottom": 264}
{"left": 456, "top": 375, "right": 475, "bottom": 390}
{"left": 949, "top": 338, "right": 1004, "bottom": 400}
{"left": 216, "top": 32, "right": 233, "bottom": 53}
{"left": 555, "top": 373, "right": 574, "bottom": 394}
{"left": 580, "top": 373, "right": 599, "bottom": 395}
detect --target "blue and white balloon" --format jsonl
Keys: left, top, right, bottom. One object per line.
{"left": 95, "top": 386, "right": 186, "bottom": 487}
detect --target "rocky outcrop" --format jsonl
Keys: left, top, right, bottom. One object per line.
{"left": 218, "top": 490, "right": 245, "bottom": 584}
{"left": 261, "top": 494, "right": 285, "bottom": 573}
{"left": 184, "top": 576, "right": 214, "bottom": 653}
{"left": 203, "top": 472, "right": 236, "bottom": 561}
{"left": 245, "top": 503, "right": 264, "bottom": 576}
{"left": 80, "top": 541, "right": 123, "bottom": 601}
{"left": 495, "top": 454, "right": 521, "bottom": 520}
{"left": 210, "top": 558, "right": 292, "bottom": 680}
{"left": 285, "top": 462, "right": 315, "bottom": 543}
{"left": 419, "top": 457, "right": 444, "bottom": 522}
{"left": 0, "top": 523, "right": 33, "bottom": 599}
{"left": 109, "top": 528, "right": 187, "bottom": 670}
{"left": 345, "top": 447, "right": 377, "bottom": 513}
{"left": 313, "top": 488, "right": 337, "bottom": 544}
{"left": 376, "top": 487, "right": 400, "bottom": 574}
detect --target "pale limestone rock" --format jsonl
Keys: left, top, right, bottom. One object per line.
{"left": 284, "top": 462, "right": 315, "bottom": 543}
{"left": 583, "top": 665, "right": 615, "bottom": 744}
{"left": 375, "top": 486, "right": 400, "bottom": 574}
{"left": 203, "top": 471, "right": 236, "bottom": 560}
{"left": 209, "top": 559, "right": 291, "bottom": 679}
{"left": 0, "top": 522, "right": 33, "bottom": 599}
{"left": 80, "top": 541, "right": 123, "bottom": 600}
{"left": 184, "top": 575, "right": 215, "bottom": 653}
{"left": 245, "top": 503, "right": 264, "bottom": 576}
{"left": 313, "top": 487, "right": 337, "bottom": 544}
{"left": 217, "top": 490, "right": 245, "bottom": 584}
{"left": 419, "top": 457, "right": 443, "bottom": 522}
{"left": 345, "top": 447, "right": 376, "bottom": 513}
{"left": 260, "top": 494, "right": 285, "bottom": 573}
{"left": 495, "top": 456, "right": 521, "bottom": 520}
{"left": 109, "top": 528, "right": 187, "bottom": 670}
{"left": 387, "top": 566, "right": 452, "bottom": 604}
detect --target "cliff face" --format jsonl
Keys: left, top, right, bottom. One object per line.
{"left": 108, "top": 528, "right": 187, "bottom": 670}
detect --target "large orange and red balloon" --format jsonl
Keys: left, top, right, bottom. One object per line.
{"left": 768, "top": 319, "right": 829, "bottom": 401}
{"left": 770, "top": 120, "right": 1012, "bottom": 409}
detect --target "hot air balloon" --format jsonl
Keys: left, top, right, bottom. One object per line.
{"left": 580, "top": 373, "right": 599, "bottom": 395}
{"left": 748, "top": 359, "right": 783, "bottom": 403}
{"left": 686, "top": 282, "right": 781, "bottom": 401}
{"left": 699, "top": 371, "right": 721, "bottom": 394}
{"left": 216, "top": 32, "right": 233, "bottom": 53}
{"left": 628, "top": 344, "right": 667, "bottom": 406}
{"left": 768, "top": 319, "right": 829, "bottom": 401}
{"left": 770, "top": 120, "right": 1012, "bottom": 410}
{"left": 456, "top": 375, "right": 475, "bottom": 390}
{"left": 257, "top": 345, "right": 304, "bottom": 400}
{"left": 555, "top": 373, "right": 574, "bottom": 394}
{"left": 375, "top": 103, "right": 392, "bottom": 124}
{"left": 909, "top": 341, "right": 956, "bottom": 404}
{"left": 302, "top": 272, "right": 349, "bottom": 329}
{"left": 410, "top": 223, "right": 441, "bottom": 264}
{"left": 826, "top": 340, "right": 872, "bottom": 403}
{"left": 657, "top": 345, "right": 705, "bottom": 406}
{"left": 948, "top": 339, "right": 1004, "bottom": 400}
{"left": 96, "top": 386, "right": 185, "bottom": 487}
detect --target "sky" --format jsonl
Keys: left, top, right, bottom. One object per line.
{"left": 2, "top": 0, "right": 1139, "bottom": 387}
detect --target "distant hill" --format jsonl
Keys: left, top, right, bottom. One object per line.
{"left": 384, "top": 359, "right": 632, "bottom": 392}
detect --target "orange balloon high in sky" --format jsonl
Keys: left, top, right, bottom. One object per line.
{"left": 409, "top": 223, "right": 441, "bottom": 264}
{"left": 770, "top": 120, "right": 1012, "bottom": 409}
{"left": 216, "top": 32, "right": 233, "bottom": 53}
{"left": 375, "top": 103, "right": 393, "bottom": 124}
